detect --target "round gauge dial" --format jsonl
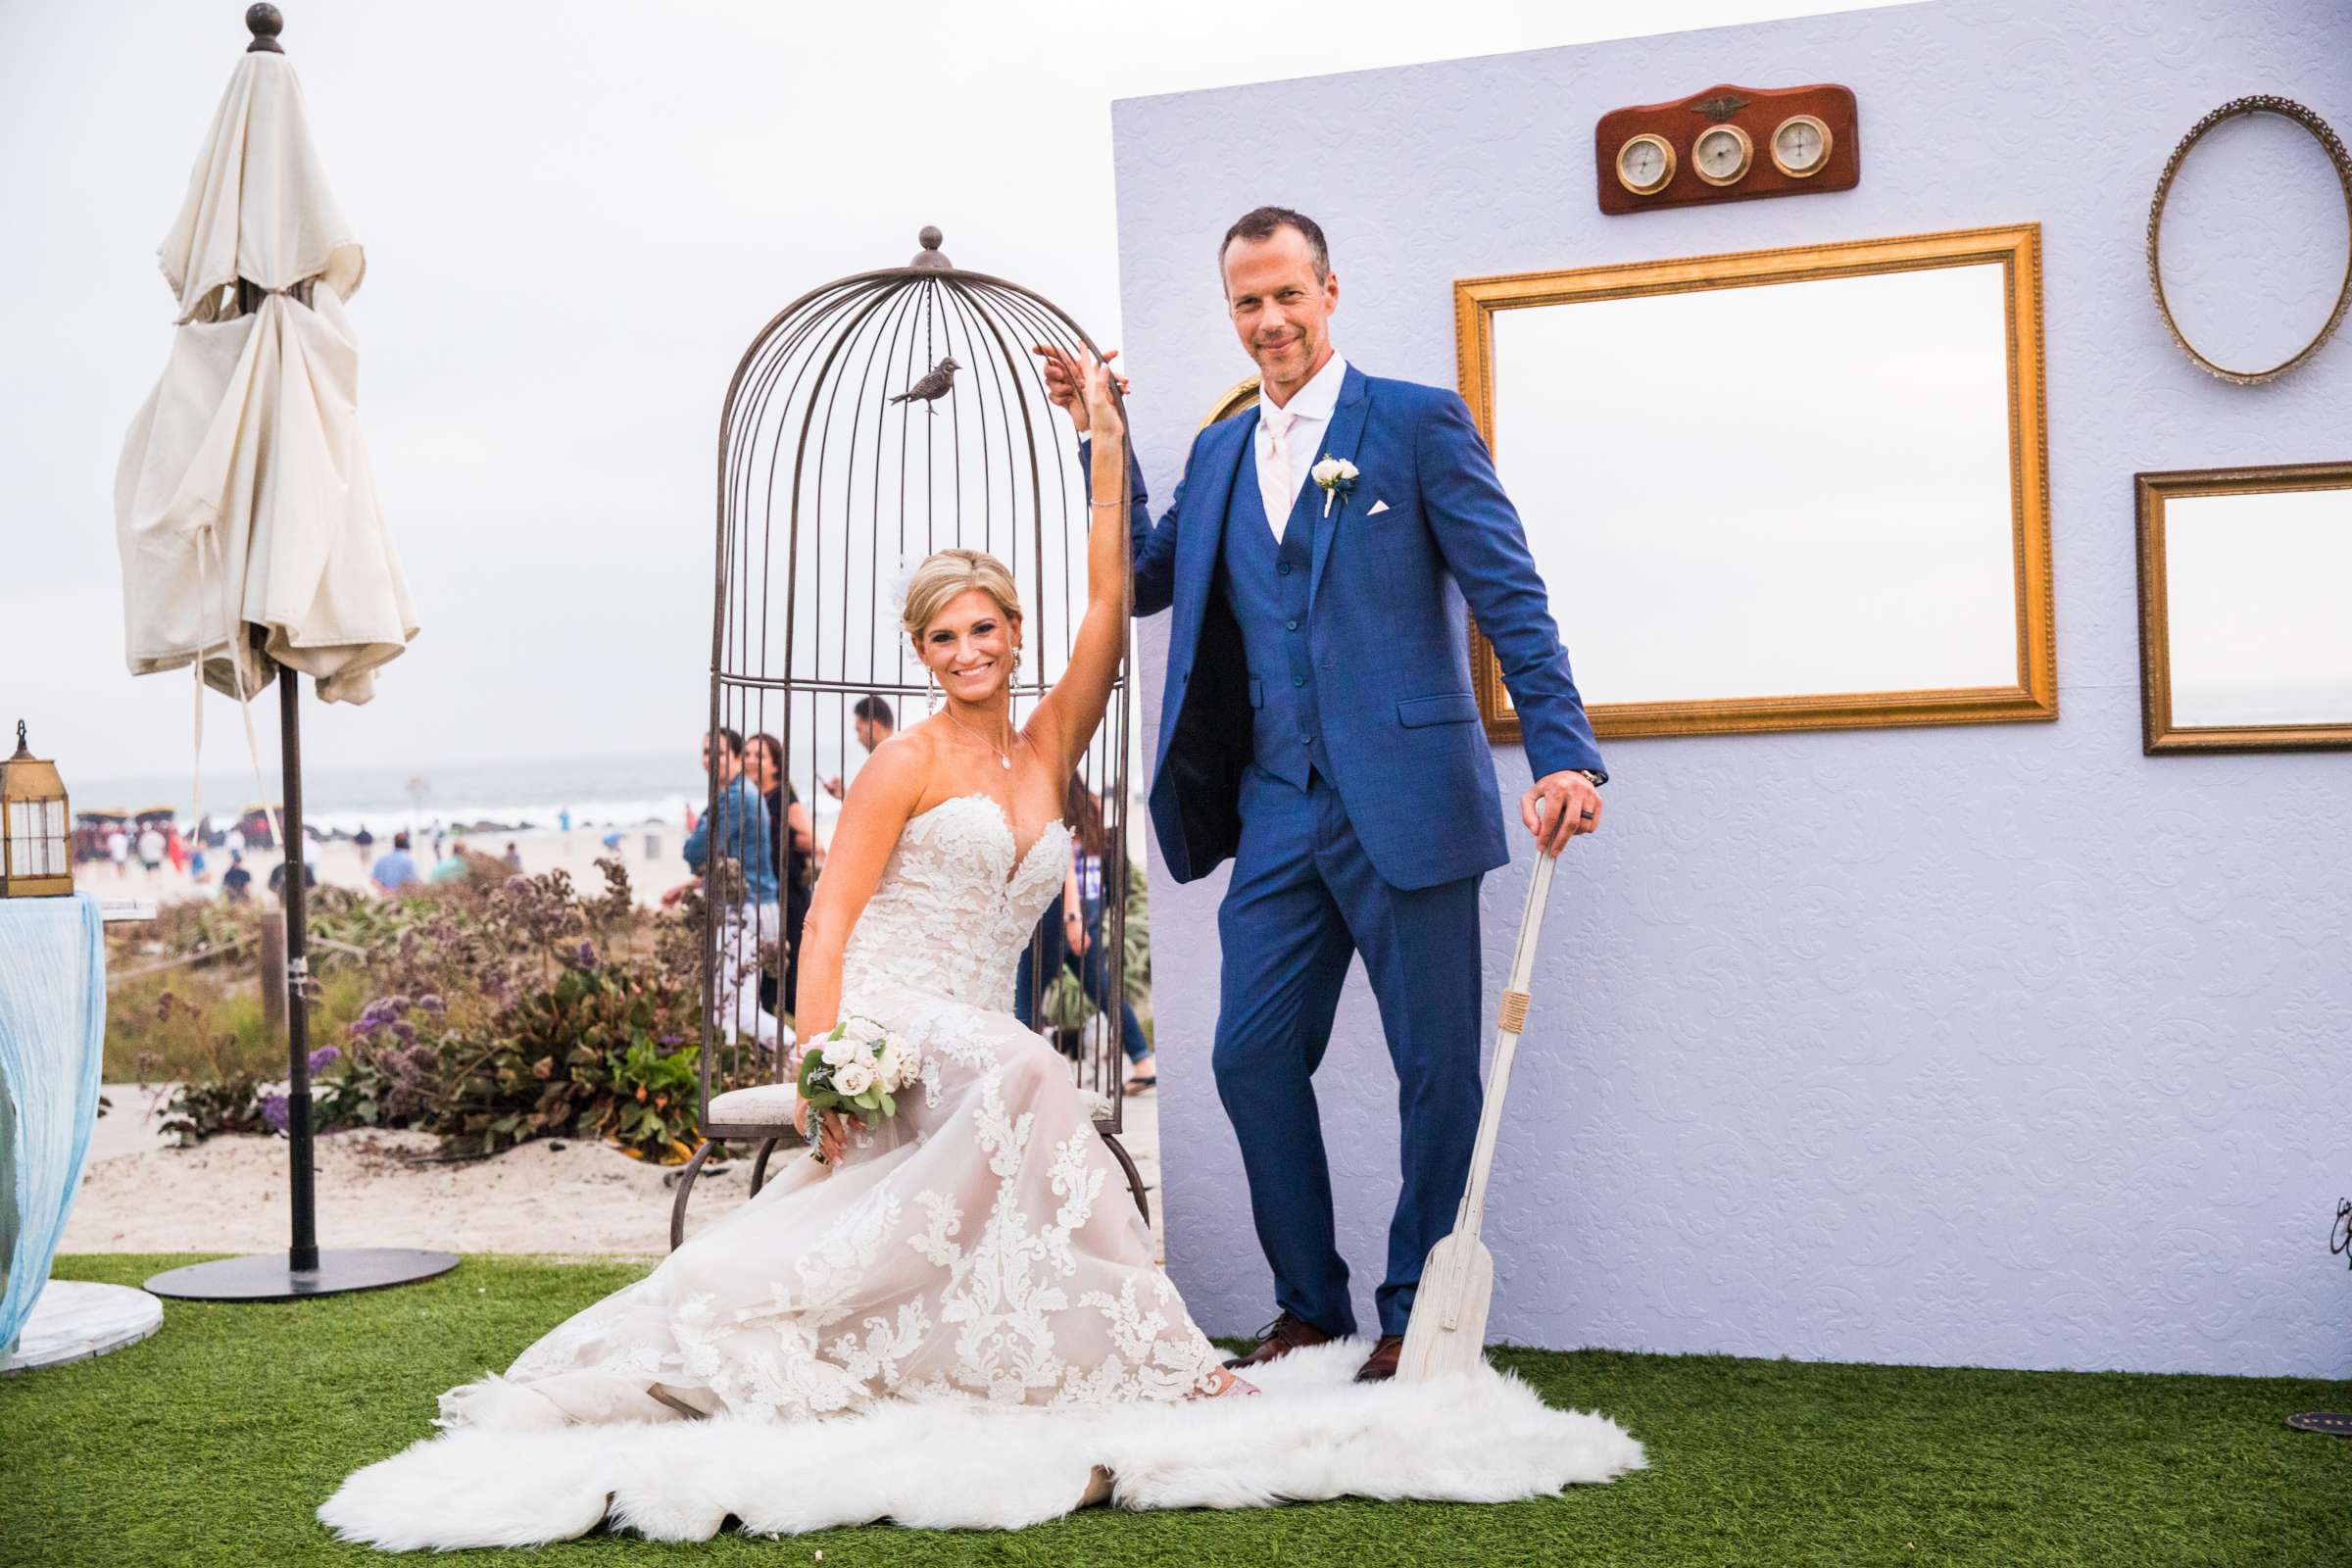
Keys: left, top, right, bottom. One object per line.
{"left": 1691, "top": 123, "right": 1754, "bottom": 187}
{"left": 1770, "top": 114, "right": 1834, "bottom": 177}
{"left": 1615, "top": 132, "right": 1676, "bottom": 196}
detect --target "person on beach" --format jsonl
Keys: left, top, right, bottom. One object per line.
{"left": 106, "top": 826, "right": 129, "bottom": 879}
{"left": 504, "top": 841, "right": 522, "bottom": 872}
{"left": 270, "top": 857, "right": 318, "bottom": 901}
{"left": 744, "top": 731, "right": 817, "bottom": 1018}
{"left": 220, "top": 851, "right": 253, "bottom": 904}
{"left": 429, "top": 840, "right": 471, "bottom": 884}
{"left": 821, "top": 694, "right": 896, "bottom": 801}
{"left": 1012, "top": 776, "right": 1155, "bottom": 1092}
{"left": 664, "top": 728, "right": 779, "bottom": 1047}
{"left": 354, "top": 823, "right": 374, "bottom": 867}
{"left": 370, "top": 832, "right": 420, "bottom": 895}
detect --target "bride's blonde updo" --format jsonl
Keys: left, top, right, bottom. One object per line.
{"left": 899, "top": 548, "right": 1023, "bottom": 643}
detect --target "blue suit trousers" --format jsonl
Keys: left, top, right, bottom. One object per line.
{"left": 1214, "top": 761, "right": 1484, "bottom": 1339}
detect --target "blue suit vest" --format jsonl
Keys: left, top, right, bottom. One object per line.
{"left": 1218, "top": 465, "right": 1320, "bottom": 791}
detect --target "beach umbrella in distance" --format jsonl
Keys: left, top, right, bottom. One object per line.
{"left": 120, "top": 5, "right": 451, "bottom": 1303}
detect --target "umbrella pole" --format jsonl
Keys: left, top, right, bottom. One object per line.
{"left": 280, "top": 666, "right": 318, "bottom": 1271}
{"left": 143, "top": 662, "right": 458, "bottom": 1300}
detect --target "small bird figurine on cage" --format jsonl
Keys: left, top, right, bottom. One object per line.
{"left": 889, "top": 356, "right": 959, "bottom": 415}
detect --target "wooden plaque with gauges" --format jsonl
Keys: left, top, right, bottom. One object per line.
{"left": 1596, "top": 82, "right": 1858, "bottom": 215}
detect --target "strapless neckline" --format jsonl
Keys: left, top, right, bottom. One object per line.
{"left": 910, "top": 791, "right": 1069, "bottom": 888}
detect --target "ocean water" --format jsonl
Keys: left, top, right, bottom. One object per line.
{"left": 73, "top": 753, "right": 724, "bottom": 838}
{"left": 75, "top": 738, "right": 1145, "bottom": 846}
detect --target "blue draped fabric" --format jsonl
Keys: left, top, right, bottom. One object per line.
{"left": 0, "top": 892, "right": 106, "bottom": 1355}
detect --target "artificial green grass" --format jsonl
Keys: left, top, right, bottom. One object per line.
{"left": 3, "top": 1254, "right": 2344, "bottom": 1566}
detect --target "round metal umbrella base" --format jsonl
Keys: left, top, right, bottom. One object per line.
{"left": 145, "top": 1248, "right": 459, "bottom": 1301}
{"left": 2285, "top": 1411, "right": 2350, "bottom": 1436}
{"left": 1, "top": 1281, "right": 164, "bottom": 1374}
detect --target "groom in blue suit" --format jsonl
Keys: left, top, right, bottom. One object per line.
{"left": 1045, "top": 207, "right": 1608, "bottom": 1382}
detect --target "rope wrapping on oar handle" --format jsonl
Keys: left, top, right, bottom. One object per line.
{"left": 1497, "top": 990, "right": 1531, "bottom": 1034}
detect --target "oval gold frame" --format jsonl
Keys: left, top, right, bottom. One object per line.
{"left": 1768, "top": 114, "right": 1833, "bottom": 178}
{"left": 2147, "top": 95, "right": 2352, "bottom": 385}
{"left": 1690, "top": 122, "right": 1752, "bottom": 187}
{"left": 1615, "top": 132, "right": 1677, "bottom": 196}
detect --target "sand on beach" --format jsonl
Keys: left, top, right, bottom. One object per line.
{"left": 69, "top": 818, "right": 1173, "bottom": 1258}
{"left": 77, "top": 823, "right": 691, "bottom": 910}
{"left": 63, "top": 1080, "right": 1165, "bottom": 1258}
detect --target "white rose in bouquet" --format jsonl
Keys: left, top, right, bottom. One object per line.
{"left": 876, "top": 1043, "right": 913, "bottom": 1091}
{"left": 821, "top": 1037, "right": 861, "bottom": 1068}
{"left": 842, "top": 1017, "right": 888, "bottom": 1047}
{"left": 833, "top": 1060, "right": 876, "bottom": 1097}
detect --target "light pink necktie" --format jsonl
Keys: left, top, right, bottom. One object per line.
{"left": 1261, "top": 406, "right": 1295, "bottom": 543}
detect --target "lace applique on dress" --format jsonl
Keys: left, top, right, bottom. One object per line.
{"left": 436, "top": 791, "right": 1226, "bottom": 1429}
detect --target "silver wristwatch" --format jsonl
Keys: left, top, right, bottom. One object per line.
{"left": 1574, "top": 767, "right": 1606, "bottom": 789}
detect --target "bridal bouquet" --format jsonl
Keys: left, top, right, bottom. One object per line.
{"left": 795, "top": 1015, "right": 921, "bottom": 1163}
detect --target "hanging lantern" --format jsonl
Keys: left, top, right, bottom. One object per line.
{"left": 2, "top": 720, "right": 74, "bottom": 898}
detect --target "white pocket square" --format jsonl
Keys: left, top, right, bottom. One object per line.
{"left": 1367, "top": 499, "right": 1391, "bottom": 515}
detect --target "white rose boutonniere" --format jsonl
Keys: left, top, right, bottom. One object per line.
{"left": 1310, "top": 456, "right": 1359, "bottom": 517}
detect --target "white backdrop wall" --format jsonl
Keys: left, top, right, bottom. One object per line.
{"left": 1111, "top": 0, "right": 2352, "bottom": 1377}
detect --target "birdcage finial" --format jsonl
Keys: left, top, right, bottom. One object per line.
{"left": 11, "top": 720, "right": 30, "bottom": 760}
{"left": 910, "top": 226, "right": 954, "bottom": 270}
{"left": 246, "top": 4, "right": 285, "bottom": 52}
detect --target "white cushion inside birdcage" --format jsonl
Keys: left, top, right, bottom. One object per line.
{"left": 706, "top": 1084, "right": 802, "bottom": 1127}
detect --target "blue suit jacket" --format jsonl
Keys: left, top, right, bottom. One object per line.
{"left": 1094, "top": 363, "right": 1606, "bottom": 892}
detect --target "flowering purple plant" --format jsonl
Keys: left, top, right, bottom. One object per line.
{"left": 260, "top": 1093, "right": 290, "bottom": 1135}
{"left": 307, "top": 1045, "right": 340, "bottom": 1075}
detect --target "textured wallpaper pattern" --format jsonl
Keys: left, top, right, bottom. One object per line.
{"left": 1110, "top": 0, "right": 2351, "bottom": 1377}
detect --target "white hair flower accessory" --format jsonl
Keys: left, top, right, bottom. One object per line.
{"left": 882, "top": 552, "right": 927, "bottom": 618}
{"left": 1310, "top": 456, "right": 1359, "bottom": 516}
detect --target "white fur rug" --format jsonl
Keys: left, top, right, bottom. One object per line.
{"left": 318, "top": 1340, "right": 1646, "bottom": 1550}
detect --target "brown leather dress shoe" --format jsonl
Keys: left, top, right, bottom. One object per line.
{"left": 1353, "top": 1334, "right": 1406, "bottom": 1383}
{"left": 1222, "top": 1310, "right": 1335, "bottom": 1370}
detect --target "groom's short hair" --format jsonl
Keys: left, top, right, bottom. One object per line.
{"left": 1220, "top": 207, "right": 1330, "bottom": 283}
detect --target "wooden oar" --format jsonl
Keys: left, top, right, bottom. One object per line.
{"left": 1396, "top": 850, "right": 1558, "bottom": 1381}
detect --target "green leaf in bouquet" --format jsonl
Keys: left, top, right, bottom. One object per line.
{"left": 877, "top": 1091, "right": 895, "bottom": 1117}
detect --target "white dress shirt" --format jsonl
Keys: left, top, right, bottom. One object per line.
{"left": 1254, "top": 352, "right": 1348, "bottom": 543}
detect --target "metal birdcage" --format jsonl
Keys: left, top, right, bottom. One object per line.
{"left": 668, "top": 227, "right": 1148, "bottom": 1246}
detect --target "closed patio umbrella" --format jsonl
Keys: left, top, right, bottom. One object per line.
{"left": 119, "top": 4, "right": 449, "bottom": 1302}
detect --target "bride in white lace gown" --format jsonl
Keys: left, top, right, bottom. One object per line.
{"left": 437, "top": 349, "right": 1248, "bottom": 1434}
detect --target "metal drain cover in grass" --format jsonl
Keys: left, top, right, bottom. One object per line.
{"left": 2285, "top": 1411, "right": 2350, "bottom": 1435}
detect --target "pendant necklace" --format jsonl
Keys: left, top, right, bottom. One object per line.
{"left": 945, "top": 702, "right": 1017, "bottom": 771}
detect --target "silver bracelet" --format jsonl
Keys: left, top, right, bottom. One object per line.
{"left": 1088, "top": 499, "right": 1123, "bottom": 510}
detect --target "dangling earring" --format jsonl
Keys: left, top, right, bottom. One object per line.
{"left": 926, "top": 669, "right": 941, "bottom": 714}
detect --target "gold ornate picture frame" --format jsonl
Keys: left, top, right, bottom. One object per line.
{"left": 2134, "top": 461, "right": 2352, "bottom": 753}
{"left": 1454, "top": 222, "right": 2056, "bottom": 743}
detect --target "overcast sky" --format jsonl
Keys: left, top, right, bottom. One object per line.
{"left": 0, "top": 0, "right": 1884, "bottom": 781}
